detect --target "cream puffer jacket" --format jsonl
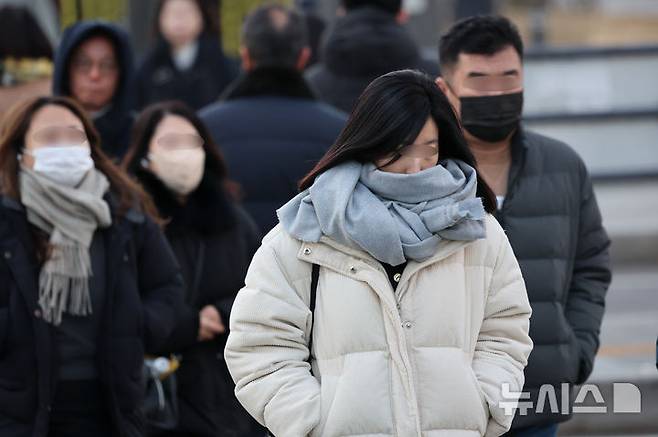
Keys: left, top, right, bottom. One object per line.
{"left": 225, "top": 215, "right": 532, "bottom": 437}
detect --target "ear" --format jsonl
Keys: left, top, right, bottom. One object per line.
{"left": 295, "top": 46, "right": 312, "bottom": 71}
{"left": 239, "top": 46, "right": 253, "bottom": 71}
{"left": 435, "top": 76, "right": 449, "bottom": 95}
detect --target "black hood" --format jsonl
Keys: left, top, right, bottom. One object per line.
{"left": 322, "top": 7, "right": 421, "bottom": 77}
{"left": 53, "top": 20, "right": 135, "bottom": 115}
{"left": 52, "top": 21, "right": 136, "bottom": 158}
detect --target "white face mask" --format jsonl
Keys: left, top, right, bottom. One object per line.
{"left": 148, "top": 147, "right": 205, "bottom": 196}
{"left": 25, "top": 144, "right": 94, "bottom": 187}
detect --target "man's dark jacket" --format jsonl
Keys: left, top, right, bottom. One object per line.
{"left": 200, "top": 67, "right": 347, "bottom": 233}
{"left": 498, "top": 128, "right": 611, "bottom": 430}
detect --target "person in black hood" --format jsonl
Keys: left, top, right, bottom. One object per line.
{"left": 305, "top": 0, "right": 438, "bottom": 113}
{"left": 200, "top": 4, "right": 346, "bottom": 234}
{"left": 53, "top": 20, "right": 136, "bottom": 160}
{"left": 135, "top": 0, "right": 239, "bottom": 111}
{"left": 123, "top": 101, "right": 264, "bottom": 437}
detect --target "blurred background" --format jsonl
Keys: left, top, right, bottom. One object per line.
{"left": 0, "top": 0, "right": 656, "bottom": 435}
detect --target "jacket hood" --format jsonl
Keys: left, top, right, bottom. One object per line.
{"left": 53, "top": 20, "right": 136, "bottom": 117}
{"left": 322, "top": 7, "right": 421, "bottom": 77}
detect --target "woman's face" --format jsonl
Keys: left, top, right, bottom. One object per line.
{"left": 148, "top": 114, "right": 203, "bottom": 158}
{"left": 21, "top": 104, "right": 89, "bottom": 169}
{"left": 375, "top": 116, "right": 439, "bottom": 174}
{"left": 159, "top": 0, "right": 203, "bottom": 48}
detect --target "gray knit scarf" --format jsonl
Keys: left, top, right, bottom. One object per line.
{"left": 278, "top": 159, "right": 486, "bottom": 265}
{"left": 19, "top": 167, "right": 112, "bottom": 325}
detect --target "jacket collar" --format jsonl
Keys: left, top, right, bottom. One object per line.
{"left": 509, "top": 127, "right": 529, "bottom": 177}
{"left": 221, "top": 67, "right": 316, "bottom": 101}
{"left": 298, "top": 234, "right": 473, "bottom": 280}
{"left": 296, "top": 233, "right": 474, "bottom": 318}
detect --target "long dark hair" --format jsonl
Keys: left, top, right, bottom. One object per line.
{"left": 122, "top": 100, "right": 239, "bottom": 200}
{"left": 299, "top": 69, "right": 496, "bottom": 213}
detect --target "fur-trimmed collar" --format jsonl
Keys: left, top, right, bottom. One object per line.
{"left": 222, "top": 67, "right": 316, "bottom": 101}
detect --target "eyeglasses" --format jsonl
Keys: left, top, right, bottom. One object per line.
{"left": 71, "top": 56, "right": 118, "bottom": 75}
{"left": 156, "top": 133, "right": 204, "bottom": 150}
{"left": 32, "top": 126, "right": 88, "bottom": 146}
{"left": 395, "top": 140, "right": 439, "bottom": 159}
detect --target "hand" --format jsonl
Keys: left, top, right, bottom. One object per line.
{"left": 198, "top": 305, "right": 225, "bottom": 341}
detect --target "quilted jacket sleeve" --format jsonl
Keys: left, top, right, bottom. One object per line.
{"left": 224, "top": 234, "right": 320, "bottom": 437}
{"left": 473, "top": 220, "right": 533, "bottom": 437}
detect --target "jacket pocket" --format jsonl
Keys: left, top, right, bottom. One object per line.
{"left": 467, "top": 365, "right": 490, "bottom": 422}
{"left": 313, "top": 351, "right": 394, "bottom": 437}
{"left": 416, "top": 348, "right": 489, "bottom": 434}
{"left": 566, "top": 327, "right": 583, "bottom": 383}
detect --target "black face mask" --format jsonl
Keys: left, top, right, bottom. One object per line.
{"left": 459, "top": 92, "right": 523, "bottom": 143}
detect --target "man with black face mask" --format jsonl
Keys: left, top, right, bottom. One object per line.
{"left": 437, "top": 16, "right": 611, "bottom": 437}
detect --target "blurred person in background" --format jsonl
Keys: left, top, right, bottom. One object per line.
{"left": 123, "top": 101, "right": 264, "bottom": 437}
{"left": 225, "top": 69, "right": 532, "bottom": 437}
{"left": 295, "top": 0, "right": 327, "bottom": 68}
{"left": 200, "top": 4, "right": 346, "bottom": 234}
{"left": 136, "top": 0, "right": 238, "bottom": 111}
{"left": 0, "top": 96, "right": 183, "bottom": 437}
{"left": 436, "top": 16, "right": 611, "bottom": 437}
{"left": 305, "top": 0, "right": 439, "bottom": 113}
{"left": 0, "top": 5, "right": 53, "bottom": 119}
{"left": 53, "top": 20, "right": 136, "bottom": 160}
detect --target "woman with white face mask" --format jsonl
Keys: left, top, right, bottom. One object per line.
{"left": 0, "top": 96, "right": 184, "bottom": 437}
{"left": 122, "top": 101, "right": 264, "bottom": 437}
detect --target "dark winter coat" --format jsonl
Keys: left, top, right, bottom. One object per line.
{"left": 0, "top": 194, "right": 184, "bottom": 437}
{"left": 136, "top": 37, "right": 239, "bottom": 111}
{"left": 136, "top": 170, "right": 264, "bottom": 437}
{"left": 498, "top": 128, "right": 612, "bottom": 430}
{"left": 199, "top": 67, "right": 347, "bottom": 233}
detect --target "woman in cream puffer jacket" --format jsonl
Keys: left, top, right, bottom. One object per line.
{"left": 225, "top": 70, "right": 533, "bottom": 437}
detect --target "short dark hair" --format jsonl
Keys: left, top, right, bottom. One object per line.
{"left": 439, "top": 15, "right": 523, "bottom": 72}
{"left": 342, "top": 0, "right": 402, "bottom": 14}
{"left": 242, "top": 4, "right": 308, "bottom": 69}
